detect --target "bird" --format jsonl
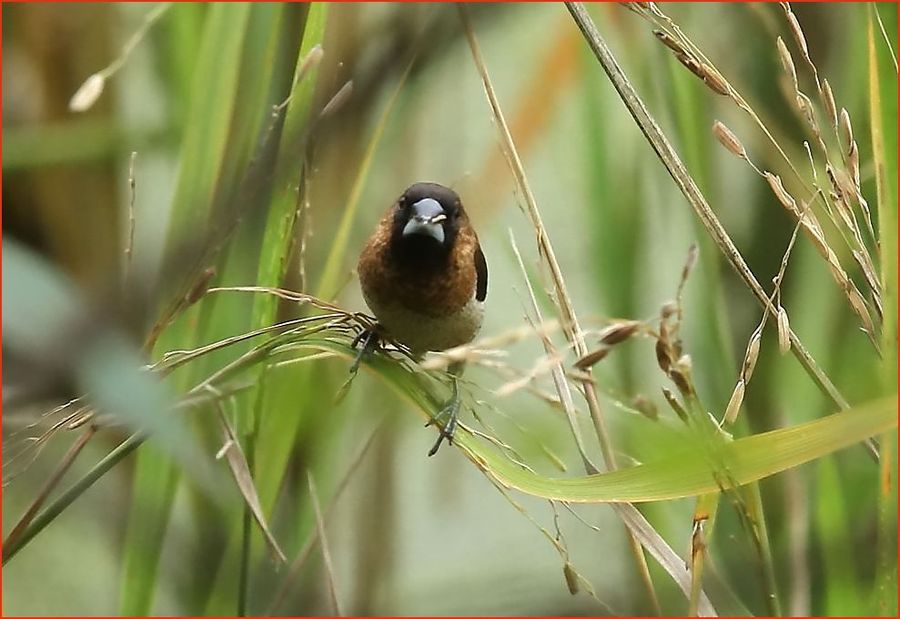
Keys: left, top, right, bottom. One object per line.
{"left": 356, "top": 182, "right": 487, "bottom": 456}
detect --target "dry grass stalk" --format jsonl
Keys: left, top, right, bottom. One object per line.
{"left": 641, "top": 0, "right": 880, "bottom": 321}
{"left": 462, "top": 8, "right": 661, "bottom": 610}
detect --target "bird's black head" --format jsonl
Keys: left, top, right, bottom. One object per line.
{"left": 390, "top": 182, "right": 465, "bottom": 264}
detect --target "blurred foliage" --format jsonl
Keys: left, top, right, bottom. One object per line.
{"left": 2, "top": 2, "right": 896, "bottom": 616}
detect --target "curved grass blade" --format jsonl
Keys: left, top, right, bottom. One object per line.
{"left": 285, "top": 339, "right": 895, "bottom": 504}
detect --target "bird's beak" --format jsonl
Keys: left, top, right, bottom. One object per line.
{"left": 403, "top": 198, "right": 446, "bottom": 244}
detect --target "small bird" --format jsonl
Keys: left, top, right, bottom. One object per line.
{"left": 357, "top": 182, "right": 487, "bottom": 455}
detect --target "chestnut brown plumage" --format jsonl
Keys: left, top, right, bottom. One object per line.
{"left": 356, "top": 182, "right": 487, "bottom": 455}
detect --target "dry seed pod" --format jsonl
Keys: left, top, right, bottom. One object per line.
{"left": 699, "top": 66, "right": 730, "bottom": 96}
{"left": 574, "top": 346, "right": 610, "bottom": 370}
{"left": 826, "top": 253, "right": 849, "bottom": 286}
{"left": 563, "top": 563, "right": 579, "bottom": 595}
{"left": 653, "top": 29, "right": 685, "bottom": 54}
{"left": 785, "top": 10, "right": 810, "bottom": 60}
{"left": 853, "top": 249, "right": 881, "bottom": 295}
{"left": 776, "top": 306, "right": 791, "bottom": 354}
{"left": 598, "top": 320, "right": 641, "bottom": 345}
{"left": 655, "top": 338, "right": 672, "bottom": 373}
{"left": 776, "top": 37, "right": 798, "bottom": 91}
{"left": 70, "top": 72, "right": 106, "bottom": 112}
{"left": 713, "top": 120, "right": 747, "bottom": 158}
{"left": 821, "top": 78, "right": 838, "bottom": 128}
{"left": 839, "top": 108, "right": 853, "bottom": 154}
{"left": 796, "top": 93, "right": 820, "bottom": 137}
{"left": 848, "top": 140, "right": 861, "bottom": 188}
{"left": 764, "top": 172, "right": 798, "bottom": 213}
{"left": 742, "top": 328, "right": 762, "bottom": 381}
{"left": 724, "top": 379, "right": 746, "bottom": 424}
{"left": 848, "top": 287, "right": 875, "bottom": 333}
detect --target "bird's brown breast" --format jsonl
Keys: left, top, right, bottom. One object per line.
{"left": 358, "top": 212, "right": 480, "bottom": 318}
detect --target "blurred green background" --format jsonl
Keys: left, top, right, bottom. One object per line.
{"left": 3, "top": 2, "right": 897, "bottom": 616}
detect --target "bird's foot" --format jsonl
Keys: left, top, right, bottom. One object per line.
{"left": 335, "top": 328, "right": 381, "bottom": 404}
{"left": 425, "top": 379, "right": 460, "bottom": 457}
{"left": 349, "top": 328, "right": 380, "bottom": 376}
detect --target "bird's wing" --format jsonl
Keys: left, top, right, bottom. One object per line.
{"left": 475, "top": 244, "right": 488, "bottom": 302}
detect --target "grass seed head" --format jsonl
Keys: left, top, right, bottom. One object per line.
{"left": 785, "top": 10, "right": 811, "bottom": 61}
{"left": 598, "top": 320, "right": 642, "bottom": 345}
{"left": 724, "top": 379, "right": 746, "bottom": 424}
{"left": 765, "top": 172, "right": 798, "bottom": 213}
{"left": 574, "top": 346, "right": 611, "bottom": 370}
{"left": 742, "top": 328, "right": 762, "bottom": 381}
{"left": 777, "top": 306, "right": 791, "bottom": 354}
{"left": 713, "top": 120, "right": 747, "bottom": 159}
{"left": 821, "top": 78, "right": 838, "bottom": 128}
{"left": 839, "top": 108, "right": 853, "bottom": 153}
{"left": 776, "top": 37, "right": 798, "bottom": 91}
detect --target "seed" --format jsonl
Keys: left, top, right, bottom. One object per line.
{"left": 821, "top": 78, "right": 838, "bottom": 128}
{"left": 785, "top": 10, "right": 810, "bottom": 61}
{"left": 69, "top": 72, "right": 106, "bottom": 112}
{"left": 598, "top": 320, "right": 641, "bottom": 345}
{"left": 765, "top": 172, "right": 798, "bottom": 213}
{"left": 795, "top": 93, "right": 819, "bottom": 137}
{"left": 848, "top": 287, "right": 875, "bottom": 334}
{"left": 777, "top": 306, "right": 791, "bottom": 354}
{"left": 742, "top": 328, "right": 761, "bottom": 381}
{"left": 713, "top": 120, "right": 747, "bottom": 158}
{"left": 574, "top": 346, "right": 610, "bottom": 370}
{"left": 656, "top": 338, "right": 672, "bottom": 373}
{"left": 563, "top": 563, "right": 579, "bottom": 595}
{"left": 699, "top": 66, "right": 730, "bottom": 96}
{"left": 724, "top": 379, "right": 746, "bottom": 424}
{"left": 839, "top": 108, "right": 853, "bottom": 154}
{"left": 848, "top": 140, "right": 860, "bottom": 189}
{"left": 653, "top": 29, "right": 684, "bottom": 54}
{"left": 776, "top": 37, "right": 798, "bottom": 91}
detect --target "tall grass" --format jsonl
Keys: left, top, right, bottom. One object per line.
{"left": 3, "top": 3, "right": 896, "bottom": 616}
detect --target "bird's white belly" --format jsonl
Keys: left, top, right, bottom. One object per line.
{"left": 362, "top": 292, "right": 484, "bottom": 354}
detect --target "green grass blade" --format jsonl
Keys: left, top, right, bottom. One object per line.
{"left": 121, "top": 5, "right": 255, "bottom": 614}
{"left": 868, "top": 9, "right": 898, "bottom": 615}
{"left": 283, "top": 338, "right": 896, "bottom": 503}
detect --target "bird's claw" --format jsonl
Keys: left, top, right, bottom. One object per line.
{"left": 426, "top": 386, "right": 460, "bottom": 457}
{"left": 349, "top": 328, "right": 380, "bottom": 375}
